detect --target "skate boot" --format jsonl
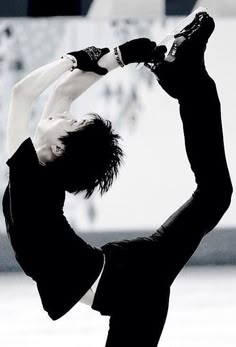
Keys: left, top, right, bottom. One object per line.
{"left": 149, "top": 11, "right": 215, "bottom": 99}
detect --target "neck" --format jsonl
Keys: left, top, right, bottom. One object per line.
{"left": 33, "top": 141, "right": 53, "bottom": 164}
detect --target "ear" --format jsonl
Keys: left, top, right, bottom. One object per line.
{"left": 51, "top": 144, "right": 64, "bottom": 157}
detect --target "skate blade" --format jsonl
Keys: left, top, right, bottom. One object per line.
{"left": 158, "top": 6, "right": 209, "bottom": 46}
{"left": 136, "top": 6, "right": 209, "bottom": 70}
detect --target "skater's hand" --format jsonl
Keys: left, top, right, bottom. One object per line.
{"left": 150, "top": 45, "right": 167, "bottom": 64}
{"left": 66, "top": 46, "right": 110, "bottom": 75}
{"left": 118, "top": 38, "right": 166, "bottom": 65}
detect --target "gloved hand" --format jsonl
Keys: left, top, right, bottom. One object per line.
{"left": 66, "top": 46, "right": 110, "bottom": 75}
{"left": 118, "top": 38, "right": 167, "bottom": 65}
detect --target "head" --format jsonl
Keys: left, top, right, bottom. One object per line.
{"left": 34, "top": 112, "right": 123, "bottom": 198}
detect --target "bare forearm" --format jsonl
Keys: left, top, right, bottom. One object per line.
{"left": 54, "top": 51, "right": 119, "bottom": 101}
{"left": 7, "top": 58, "right": 74, "bottom": 157}
{"left": 14, "top": 58, "right": 74, "bottom": 101}
{"left": 40, "top": 50, "right": 120, "bottom": 118}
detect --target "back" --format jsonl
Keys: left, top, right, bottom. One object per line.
{"left": 2, "top": 138, "right": 104, "bottom": 320}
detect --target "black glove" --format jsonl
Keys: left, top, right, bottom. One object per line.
{"left": 150, "top": 45, "right": 168, "bottom": 64}
{"left": 67, "top": 46, "right": 110, "bottom": 75}
{"left": 118, "top": 38, "right": 166, "bottom": 65}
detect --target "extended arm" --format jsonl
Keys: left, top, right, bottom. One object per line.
{"left": 40, "top": 40, "right": 166, "bottom": 119}
{"left": 7, "top": 58, "right": 75, "bottom": 158}
{"left": 40, "top": 51, "right": 119, "bottom": 119}
{"left": 7, "top": 38, "right": 164, "bottom": 159}
{"left": 7, "top": 51, "right": 120, "bottom": 158}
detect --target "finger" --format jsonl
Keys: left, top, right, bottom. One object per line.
{"left": 100, "top": 47, "right": 110, "bottom": 56}
{"left": 156, "top": 45, "right": 167, "bottom": 54}
{"left": 93, "top": 66, "right": 108, "bottom": 75}
{"left": 150, "top": 40, "right": 157, "bottom": 49}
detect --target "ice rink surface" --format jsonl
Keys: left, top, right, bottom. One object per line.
{"left": 1, "top": 266, "right": 236, "bottom": 347}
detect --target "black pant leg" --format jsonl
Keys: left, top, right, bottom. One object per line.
{"left": 93, "top": 71, "right": 232, "bottom": 347}
{"left": 105, "top": 293, "right": 170, "bottom": 347}
{"left": 148, "top": 71, "right": 233, "bottom": 286}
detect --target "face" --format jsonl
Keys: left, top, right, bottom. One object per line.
{"left": 34, "top": 112, "right": 87, "bottom": 159}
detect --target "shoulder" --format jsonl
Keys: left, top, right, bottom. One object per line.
{"left": 6, "top": 137, "right": 39, "bottom": 169}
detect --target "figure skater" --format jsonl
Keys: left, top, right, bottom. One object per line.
{"left": 2, "top": 12, "right": 232, "bottom": 347}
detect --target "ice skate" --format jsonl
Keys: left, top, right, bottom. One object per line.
{"left": 149, "top": 10, "right": 215, "bottom": 98}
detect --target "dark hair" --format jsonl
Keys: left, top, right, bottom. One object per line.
{"left": 50, "top": 114, "right": 123, "bottom": 198}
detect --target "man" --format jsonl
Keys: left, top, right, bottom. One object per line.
{"left": 2, "top": 12, "right": 232, "bottom": 347}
